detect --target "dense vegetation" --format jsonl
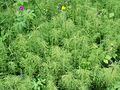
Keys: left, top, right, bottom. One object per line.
{"left": 1, "top": 0, "right": 120, "bottom": 90}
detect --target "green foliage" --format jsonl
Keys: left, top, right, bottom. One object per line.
{"left": 13, "top": 0, "right": 36, "bottom": 33}
{"left": 1, "top": 0, "right": 120, "bottom": 90}
{"left": 19, "top": 52, "right": 42, "bottom": 76}
{"left": 58, "top": 69, "right": 91, "bottom": 90}
{"left": 0, "top": 75, "right": 33, "bottom": 90}
{"left": 0, "top": 38, "right": 7, "bottom": 72}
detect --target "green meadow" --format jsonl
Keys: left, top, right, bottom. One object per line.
{"left": 1, "top": 0, "right": 120, "bottom": 90}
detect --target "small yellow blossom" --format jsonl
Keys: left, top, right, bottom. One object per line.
{"left": 61, "top": 5, "right": 66, "bottom": 11}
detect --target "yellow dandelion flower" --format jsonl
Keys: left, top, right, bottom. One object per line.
{"left": 61, "top": 5, "right": 66, "bottom": 11}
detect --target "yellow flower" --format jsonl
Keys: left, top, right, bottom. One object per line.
{"left": 61, "top": 5, "right": 66, "bottom": 11}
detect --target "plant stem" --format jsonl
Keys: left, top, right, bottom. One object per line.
{"left": 34, "top": 0, "right": 43, "bottom": 14}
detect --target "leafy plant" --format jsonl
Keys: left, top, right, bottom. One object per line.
{"left": 1, "top": 0, "right": 120, "bottom": 90}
